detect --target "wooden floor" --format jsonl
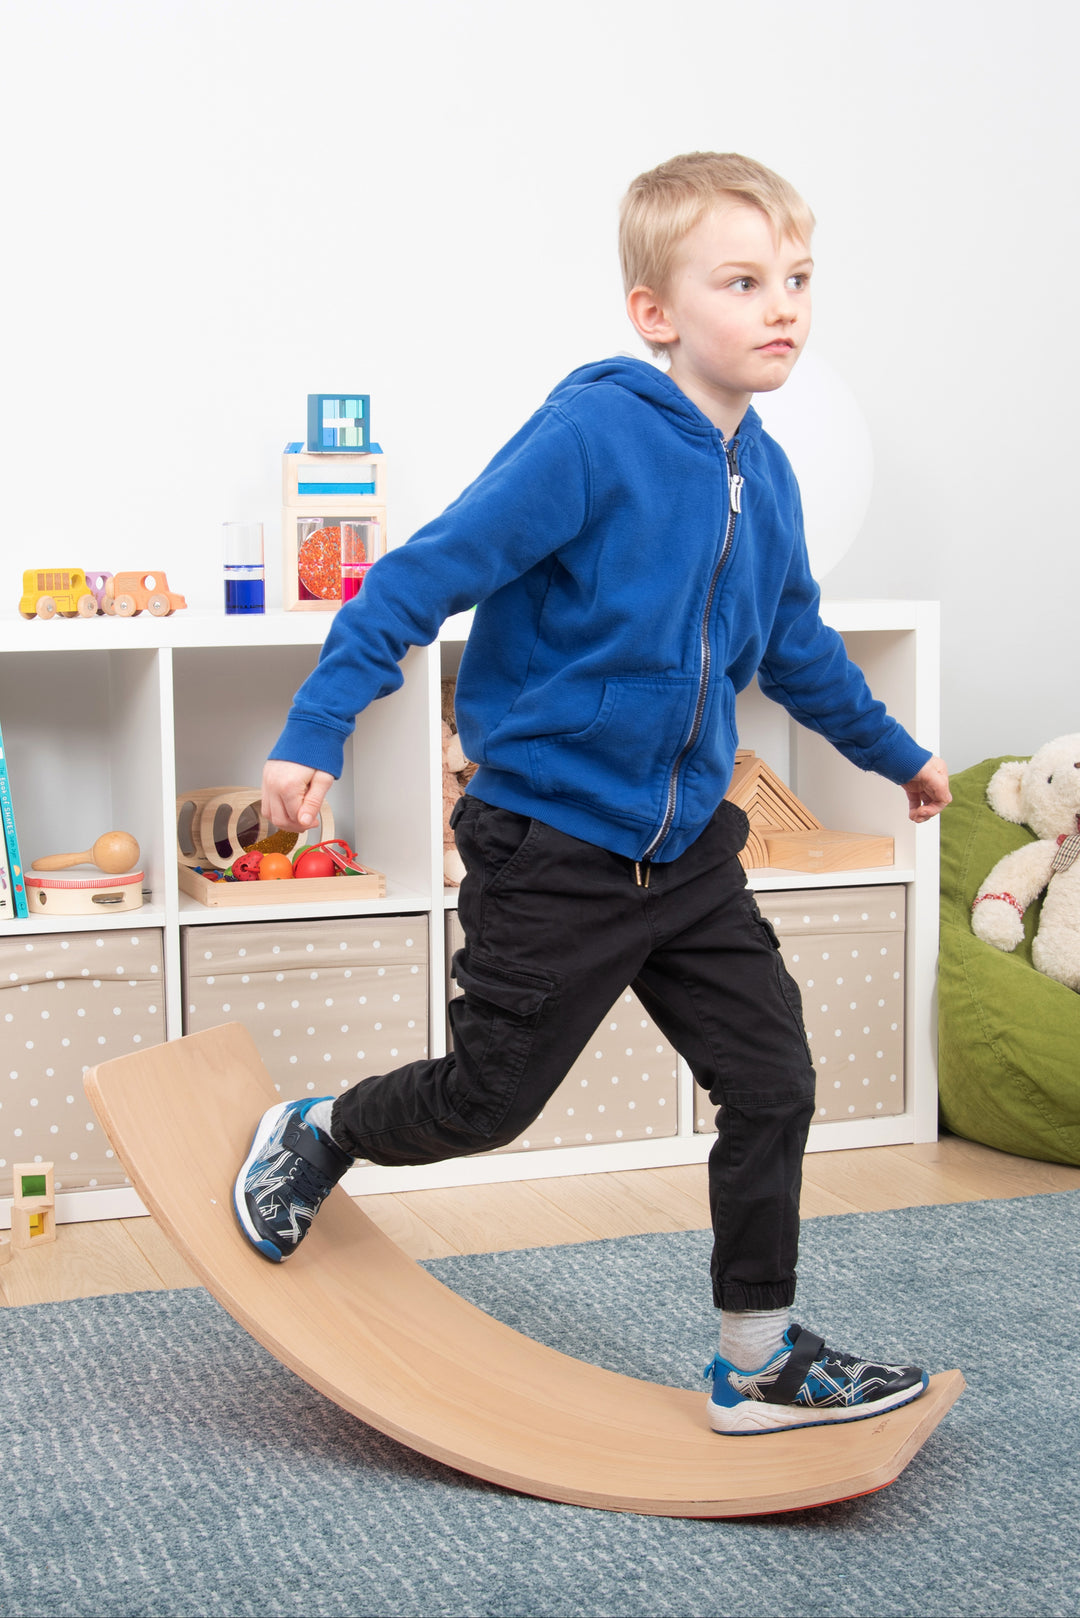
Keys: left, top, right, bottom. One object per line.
{"left": 3, "top": 1135, "right": 1080, "bottom": 1309}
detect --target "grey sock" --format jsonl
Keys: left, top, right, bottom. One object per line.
{"left": 719, "top": 1308, "right": 790, "bottom": 1371}
{"left": 304, "top": 1098, "right": 336, "bottom": 1138}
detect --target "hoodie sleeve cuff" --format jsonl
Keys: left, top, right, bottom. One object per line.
{"left": 863, "top": 733, "right": 933, "bottom": 786}
{"left": 269, "top": 716, "right": 350, "bottom": 780}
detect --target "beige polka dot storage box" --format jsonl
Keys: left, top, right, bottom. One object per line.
{"left": 696, "top": 886, "right": 906, "bottom": 1132}
{"left": 182, "top": 917, "right": 429, "bottom": 1097}
{"left": 445, "top": 913, "right": 678, "bottom": 1153}
{"left": 1, "top": 931, "right": 165, "bottom": 1198}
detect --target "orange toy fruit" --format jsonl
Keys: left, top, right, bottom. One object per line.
{"left": 258, "top": 852, "right": 295, "bottom": 881}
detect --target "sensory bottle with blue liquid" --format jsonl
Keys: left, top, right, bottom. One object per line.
{"left": 223, "top": 522, "right": 265, "bottom": 614}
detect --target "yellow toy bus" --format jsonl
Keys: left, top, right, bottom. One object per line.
{"left": 19, "top": 569, "right": 98, "bottom": 619}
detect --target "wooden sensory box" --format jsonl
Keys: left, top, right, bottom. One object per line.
{"left": 282, "top": 449, "right": 387, "bottom": 612}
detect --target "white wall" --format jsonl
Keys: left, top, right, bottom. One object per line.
{"left": 2, "top": 0, "right": 1074, "bottom": 771}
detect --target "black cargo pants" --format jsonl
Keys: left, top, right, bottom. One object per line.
{"left": 331, "top": 795, "right": 817, "bottom": 1310}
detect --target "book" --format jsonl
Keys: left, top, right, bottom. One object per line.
{"left": 0, "top": 804, "right": 14, "bottom": 920}
{"left": 0, "top": 715, "right": 28, "bottom": 918}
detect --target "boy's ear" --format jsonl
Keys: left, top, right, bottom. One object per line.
{"left": 626, "top": 285, "right": 677, "bottom": 349}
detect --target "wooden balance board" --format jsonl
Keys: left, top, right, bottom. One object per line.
{"left": 84, "top": 1023, "right": 964, "bottom": 1518}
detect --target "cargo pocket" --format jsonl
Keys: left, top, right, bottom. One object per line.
{"left": 447, "top": 950, "right": 558, "bottom": 1139}
{"left": 751, "top": 907, "right": 813, "bottom": 1063}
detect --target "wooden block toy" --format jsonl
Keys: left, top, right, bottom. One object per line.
{"left": 725, "top": 751, "right": 823, "bottom": 870}
{"left": 283, "top": 450, "right": 386, "bottom": 505}
{"left": 741, "top": 824, "right": 770, "bottom": 869}
{"left": 11, "top": 1162, "right": 56, "bottom": 1249}
{"left": 307, "top": 394, "right": 371, "bottom": 453}
{"left": 725, "top": 752, "right": 823, "bottom": 834}
{"left": 723, "top": 755, "right": 894, "bottom": 873}
{"left": 761, "top": 829, "right": 895, "bottom": 873}
{"left": 282, "top": 448, "right": 387, "bottom": 612}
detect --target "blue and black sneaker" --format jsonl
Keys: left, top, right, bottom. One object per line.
{"left": 704, "top": 1322, "right": 928, "bottom": 1435}
{"left": 233, "top": 1098, "right": 354, "bottom": 1263}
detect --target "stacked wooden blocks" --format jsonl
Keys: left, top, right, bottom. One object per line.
{"left": 11, "top": 1162, "right": 56, "bottom": 1250}
{"left": 282, "top": 448, "right": 387, "bottom": 612}
{"left": 725, "top": 751, "right": 893, "bottom": 873}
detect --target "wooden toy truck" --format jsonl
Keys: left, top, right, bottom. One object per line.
{"left": 103, "top": 571, "right": 187, "bottom": 617}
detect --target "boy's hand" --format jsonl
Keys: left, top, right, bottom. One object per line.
{"left": 262, "top": 759, "right": 335, "bottom": 832}
{"left": 903, "top": 756, "right": 951, "bottom": 823}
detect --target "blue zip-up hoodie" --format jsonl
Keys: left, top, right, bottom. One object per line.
{"left": 272, "top": 357, "right": 930, "bottom": 863}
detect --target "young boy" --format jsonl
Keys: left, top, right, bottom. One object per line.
{"left": 235, "top": 151, "right": 950, "bottom": 1436}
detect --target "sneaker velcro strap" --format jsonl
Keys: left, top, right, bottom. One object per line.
{"left": 292, "top": 1119, "right": 353, "bottom": 1177}
{"left": 770, "top": 1325, "right": 826, "bottom": 1405}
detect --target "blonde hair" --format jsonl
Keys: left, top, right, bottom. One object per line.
{"left": 619, "top": 151, "right": 815, "bottom": 307}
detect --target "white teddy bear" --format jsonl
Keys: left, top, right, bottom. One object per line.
{"left": 971, "top": 733, "right": 1080, "bottom": 991}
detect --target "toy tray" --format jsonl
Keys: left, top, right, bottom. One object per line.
{"left": 178, "top": 864, "right": 386, "bottom": 907}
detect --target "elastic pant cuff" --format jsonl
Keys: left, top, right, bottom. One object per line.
{"left": 329, "top": 1097, "right": 363, "bottom": 1159}
{"left": 713, "top": 1281, "right": 798, "bottom": 1312}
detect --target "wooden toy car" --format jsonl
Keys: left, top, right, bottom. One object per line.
{"left": 103, "top": 571, "right": 187, "bottom": 617}
{"left": 84, "top": 571, "right": 114, "bottom": 612}
{"left": 19, "top": 568, "right": 99, "bottom": 620}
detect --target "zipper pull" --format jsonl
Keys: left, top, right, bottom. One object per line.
{"left": 725, "top": 440, "right": 743, "bottom": 514}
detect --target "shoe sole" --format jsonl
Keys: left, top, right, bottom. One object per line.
{"left": 707, "top": 1372, "right": 930, "bottom": 1435}
{"left": 232, "top": 1100, "right": 293, "bottom": 1263}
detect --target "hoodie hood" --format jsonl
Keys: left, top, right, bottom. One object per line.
{"left": 547, "top": 355, "right": 765, "bottom": 448}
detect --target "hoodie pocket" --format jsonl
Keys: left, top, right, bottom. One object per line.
{"left": 528, "top": 676, "right": 695, "bottom": 822}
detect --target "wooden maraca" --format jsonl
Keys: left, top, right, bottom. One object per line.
{"left": 32, "top": 830, "right": 141, "bottom": 875}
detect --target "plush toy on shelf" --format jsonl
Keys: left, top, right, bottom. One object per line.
{"left": 442, "top": 720, "right": 467, "bottom": 887}
{"left": 971, "top": 733, "right": 1080, "bottom": 991}
{"left": 441, "top": 679, "right": 477, "bottom": 888}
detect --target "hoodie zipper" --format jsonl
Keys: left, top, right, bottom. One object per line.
{"left": 640, "top": 438, "right": 743, "bottom": 866}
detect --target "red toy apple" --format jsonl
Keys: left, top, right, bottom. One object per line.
{"left": 293, "top": 847, "right": 337, "bottom": 880}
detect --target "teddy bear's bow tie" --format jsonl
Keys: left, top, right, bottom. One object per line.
{"left": 1052, "top": 829, "right": 1080, "bottom": 872}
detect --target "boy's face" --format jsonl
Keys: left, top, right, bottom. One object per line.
{"left": 630, "top": 198, "right": 812, "bottom": 438}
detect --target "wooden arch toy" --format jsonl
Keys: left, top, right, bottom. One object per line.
{"left": 176, "top": 787, "right": 335, "bottom": 871}
{"left": 85, "top": 1025, "right": 963, "bottom": 1518}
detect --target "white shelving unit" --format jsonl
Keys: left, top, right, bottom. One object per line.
{"left": 0, "top": 599, "right": 940, "bottom": 1222}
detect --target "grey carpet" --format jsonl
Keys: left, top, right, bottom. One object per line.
{"left": 3, "top": 1191, "right": 1078, "bottom": 1618}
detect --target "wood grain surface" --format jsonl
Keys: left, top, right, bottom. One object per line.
{"left": 84, "top": 1023, "right": 964, "bottom": 1518}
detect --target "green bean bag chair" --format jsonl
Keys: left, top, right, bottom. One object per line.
{"left": 938, "top": 756, "right": 1080, "bottom": 1165}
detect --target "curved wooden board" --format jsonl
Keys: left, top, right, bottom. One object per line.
{"left": 84, "top": 1023, "right": 964, "bottom": 1518}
